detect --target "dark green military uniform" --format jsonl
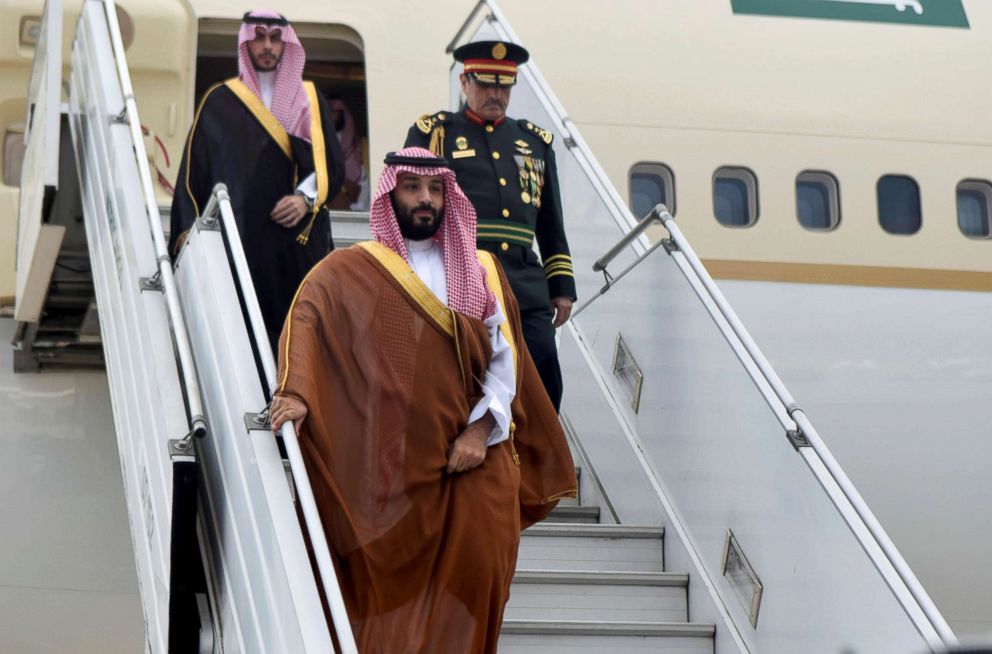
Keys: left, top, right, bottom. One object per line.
{"left": 405, "top": 108, "right": 576, "bottom": 409}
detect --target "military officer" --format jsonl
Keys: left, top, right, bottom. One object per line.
{"left": 405, "top": 40, "right": 575, "bottom": 411}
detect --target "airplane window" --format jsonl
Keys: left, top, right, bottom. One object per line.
{"left": 796, "top": 171, "right": 840, "bottom": 231}
{"left": 877, "top": 175, "right": 921, "bottom": 235}
{"left": 629, "top": 162, "right": 675, "bottom": 217}
{"left": 714, "top": 167, "right": 758, "bottom": 227}
{"left": 956, "top": 180, "right": 992, "bottom": 239}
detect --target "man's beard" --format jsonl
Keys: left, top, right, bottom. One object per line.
{"left": 251, "top": 52, "right": 279, "bottom": 71}
{"left": 393, "top": 197, "right": 443, "bottom": 241}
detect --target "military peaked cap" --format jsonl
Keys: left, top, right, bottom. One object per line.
{"left": 453, "top": 40, "right": 530, "bottom": 86}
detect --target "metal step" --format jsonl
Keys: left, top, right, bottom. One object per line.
{"left": 546, "top": 504, "right": 600, "bottom": 523}
{"left": 518, "top": 525, "right": 665, "bottom": 573}
{"left": 506, "top": 571, "right": 688, "bottom": 622}
{"left": 498, "top": 620, "right": 715, "bottom": 653}
{"left": 328, "top": 209, "right": 370, "bottom": 248}
{"left": 556, "top": 466, "right": 581, "bottom": 507}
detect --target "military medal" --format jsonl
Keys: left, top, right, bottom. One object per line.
{"left": 531, "top": 158, "right": 545, "bottom": 208}
{"left": 452, "top": 135, "right": 475, "bottom": 159}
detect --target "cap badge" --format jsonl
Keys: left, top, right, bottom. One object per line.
{"left": 492, "top": 43, "right": 508, "bottom": 60}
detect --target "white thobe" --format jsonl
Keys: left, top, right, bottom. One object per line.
{"left": 405, "top": 238, "right": 515, "bottom": 446}
{"left": 258, "top": 70, "right": 318, "bottom": 200}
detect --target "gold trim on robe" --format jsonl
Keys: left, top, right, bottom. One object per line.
{"left": 355, "top": 241, "right": 456, "bottom": 337}
{"left": 476, "top": 250, "right": 519, "bottom": 378}
{"left": 224, "top": 78, "right": 293, "bottom": 159}
{"left": 304, "top": 81, "right": 329, "bottom": 208}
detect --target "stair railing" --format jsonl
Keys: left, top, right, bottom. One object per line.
{"left": 100, "top": 0, "right": 206, "bottom": 443}
{"left": 656, "top": 207, "right": 956, "bottom": 648}
{"left": 587, "top": 203, "right": 957, "bottom": 649}
{"left": 200, "top": 185, "right": 359, "bottom": 654}
{"left": 572, "top": 205, "right": 670, "bottom": 319}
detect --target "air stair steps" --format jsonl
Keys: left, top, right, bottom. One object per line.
{"left": 516, "top": 525, "right": 666, "bottom": 573}
{"left": 505, "top": 466, "right": 716, "bottom": 654}
{"left": 504, "top": 571, "right": 689, "bottom": 622}
{"left": 498, "top": 621, "right": 715, "bottom": 653}
{"left": 545, "top": 504, "right": 600, "bottom": 523}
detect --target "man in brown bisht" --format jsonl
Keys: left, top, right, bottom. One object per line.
{"left": 270, "top": 146, "right": 576, "bottom": 652}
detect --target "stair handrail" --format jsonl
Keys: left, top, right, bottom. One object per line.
{"left": 200, "top": 186, "right": 359, "bottom": 654}
{"left": 657, "top": 209, "right": 957, "bottom": 648}
{"left": 572, "top": 205, "right": 670, "bottom": 320}
{"left": 592, "top": 205, "right": 665, "bottom": 273}
{"left": 100, "top": 0, "right": 206, "bottom": 441}
{"left": 453, "top": 2, "right": 956, "bottom": 648}
{"left": 585, "top": 203, "right": 956, "bottom": 648}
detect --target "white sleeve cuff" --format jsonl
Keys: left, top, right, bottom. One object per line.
{"left": 468, "top": 305, "right": 516, "bottom": 447}
{"left": 296, "top": 172, "right": 317, "bottom": 200}
{"left": 468, "top": 391, "right": 511, "bottom": 447}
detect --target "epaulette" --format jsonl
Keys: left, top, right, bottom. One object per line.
{"left": 415, "top": 111, "right": 451, "bottom": 135}
{"left": 518, "top": 118, "right": 553, "bottom": 145}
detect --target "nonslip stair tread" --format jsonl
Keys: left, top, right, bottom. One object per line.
{"left": 517, "top": 524, "right": 666, "bottom": 573}
{"left": 512, "top": 570, "right": 687, "bottom": 586}
{"left": 545, "top": 505, "right": 600, "bottom": 523}
{"left": 523, "top": 524, "right": 664, "bottom": 538}
{"left": 500, "top": 620, "right": 715, "bottom": 637}
{"left": 505, "top": 571, "right": 690, "bottom": 623}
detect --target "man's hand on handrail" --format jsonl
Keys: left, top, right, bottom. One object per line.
{"left": 271, "top": 394, "right": 308, "bottom": 433}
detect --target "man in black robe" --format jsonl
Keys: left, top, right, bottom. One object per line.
{"left": 169, "top": 10, "right": 344, "bottom": 352}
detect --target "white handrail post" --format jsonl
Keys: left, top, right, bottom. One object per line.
{"left": 659, "top": 212, "right": 956, "bottom": 648}
{"left": 100, "top": 0, "right": 206, "bottom": 439}
{"left": 212, "top": 188, "right": 358, "bottom": 654}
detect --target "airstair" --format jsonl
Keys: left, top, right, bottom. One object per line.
{"left": 502, "top": 473, "right": 716, "bottom": 652}
{"left": 13, "top": 0, "right": 960, "bottom": 652}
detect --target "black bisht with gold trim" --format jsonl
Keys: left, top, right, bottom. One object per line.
{"left": 169, "top": 79, "right": 345, "bottom": 352}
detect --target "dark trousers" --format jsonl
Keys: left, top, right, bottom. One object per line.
{"left": 520, "top": 305, "right": 563, "bottom": 412}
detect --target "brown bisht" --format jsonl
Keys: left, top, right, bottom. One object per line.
{"left": 276, "top": 241, "right": 576, "bottom": 653}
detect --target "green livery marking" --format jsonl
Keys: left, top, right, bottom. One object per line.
{"left": 731, "top": 0, "right": 969, "bottom": 28}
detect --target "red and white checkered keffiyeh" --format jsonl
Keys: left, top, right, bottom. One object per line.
{"left": 238, "top": 10, "right": 312, "bottom": 141}
{"left": 370, "top": 147, "right": 497, "bottom": 321}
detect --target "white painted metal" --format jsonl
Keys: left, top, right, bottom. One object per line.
{"left": 506, "top": 571, "right": 689, "bottom": 622}
{"left": 499, "top": 622, "right": 715, "bottom": 653}
{"left": 15, "top": 0, "right": 65, "bottom": 323}
{"left": 173, "top": 224, "right": 334, "bottom": 653}
{"left": 662, "top": 213, "right": 956, "bottom": 647}
{"left": 100, "top": 0, "right": 206, "bottom": 439}
{"left": 451, "top": 4, "right": 954, "bottom": 652}
{"left": 206, "top": 187, "right": 359, "bottom": 654}
{"left": 718, "top": 280, "right": 992, "bottom": 639}
{"left": 565, "top": 229, "right": 942, "bottom": 652}
{"left": 326, "top": 209, "right": 370, "bottom": 246}
{"left": 66, "top": 4, "right": 191, "bottom": 650}
{"left": 517, "top": 525, "right": 665, "bottom": 573}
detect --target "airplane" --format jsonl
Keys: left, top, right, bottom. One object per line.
{"left": 0, "top": 0, "right": 987, "bottom": 651}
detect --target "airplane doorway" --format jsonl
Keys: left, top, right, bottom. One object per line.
{"left": 194, "top": 18, "right": 369, "bottom": 210}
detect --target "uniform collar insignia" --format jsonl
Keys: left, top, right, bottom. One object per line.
{"left": 464, "top": 108, "right": 505, "bottom": 127}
